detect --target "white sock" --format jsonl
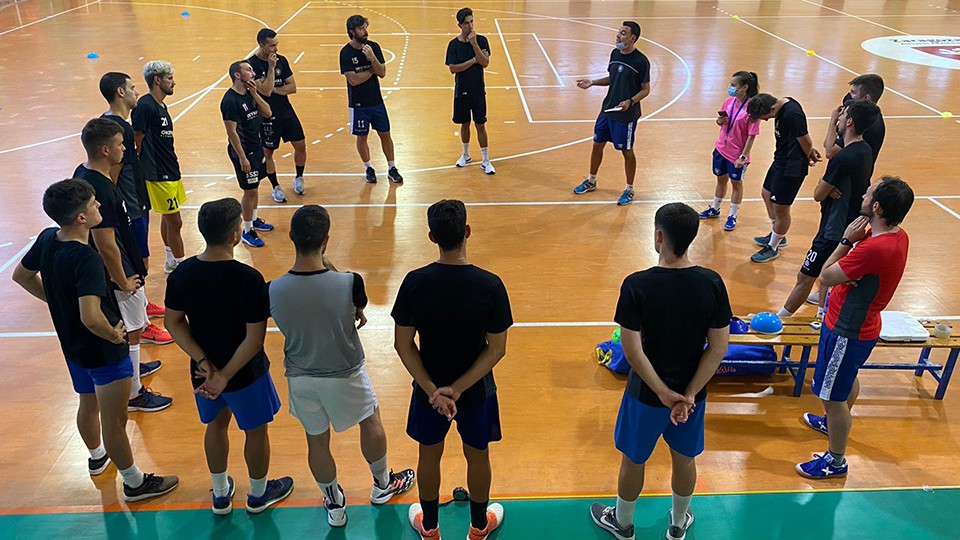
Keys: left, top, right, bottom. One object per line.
{"left": 777, "top": 308, "right": 795, "bottom": 318}
{"left": 211, "top": 471, "right": 230, "bottom": 497}
{"left": 89, "top": 443, "right": 106, "bottom": 460}
{"left": 587, "top": 174, "right": 596, "bottom": 183}
{"left": 129, "top": 345, "right": 142, "bottom": 399}
{"left": 730, "top": 203, "right": 741, "bottom": 217}
{"left": 174, "top": 256, "right": 185, "bottom": 264}
{"left": 388, "top": 160, "right": 396, "bottom": 169}
{"left": 462, "top": 143, "right": 470, "bottom": 157}
{"left": 817, "top": 307, "right": 826, "bottom": 319}
{"left": 481, "top": 147, "right": 489, "bottom": 163}
{"left": 243, "top": 220, "right": 253, "bottom": 233}
{"left": 363, "top": 161, "right": 373, "bottom": 169}
{"left": 615, "top": 496, "right": 635, "bottom": 529}
{"left": 119, "top": 464, "right": 145, "bottom": 488}
{"left": 318, "top": 478, "right": 344, "bottom": 505}
{"left": 769, "top": 231, "right": 783, "bottom": 250}
{"left": 250, "top": 476, "right": 267, "bottom": 497}
{"left": 369, "top": 455, "right": 389, "bottom": 488}
{"left": 164, "top": 246, "right": 175, "bottom": 266}
{"left": 252, "top": 209, "right": 258, "bottom": 222}
{"left": 671, "top": 492, "right": 693, "bottom": 527}
{"left": 625, "top": 184, "right": 634, "bottom": 192}
{"left": 711, "top": 197, "right": 723, "bottom": 210}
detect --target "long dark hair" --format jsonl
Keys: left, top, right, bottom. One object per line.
{"left": 732, "top": 71, "right": 759, "bottom": 99}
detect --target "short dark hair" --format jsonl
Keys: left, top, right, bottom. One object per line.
{"left": 229, "top": 60, "right": 248, "bottom": 82}
{"left": 732, "top": 71, "right": 759, "bottom": 99}
{"left": 80, "top": 118, "right": 123, "bottom": 158}
{"left": 845, "top": 99, "right": 881, "bottom": 135}
{"left": 655, "top": 203, "right": 699, "bottom": 257}
{"left": 43, "top": 179, "right": 96, "bottom": 226}
{"left": 872, "top": 176, "right": 914, "bottom": 227}
{"left": 456, "top": 7, "right": 473, "bottom": 24}
{"left": 289, "top": 205, "right": 331, "bottom": 255}
{"left": 428, "top": 199, "right": 467, "bottom": 251}
{"left": 849, "top": 73, "right": 884, "bottom": 102}
{"left": 346, "top": 15, "right": 368, "bottom": 38}
{"left": 99, "top": 72, "right": 130, "bottom": 104}
{"left": 198, "top": 198, "right": 242, "bottom": 246}
{"left": 747, "top": 93, "right": 778, "bottom": 121}
{"left": 622, "top": 21, "right": 641, "bottom": 39}
{"left": 257, "top": 28, "right": 277, "bottom": 45}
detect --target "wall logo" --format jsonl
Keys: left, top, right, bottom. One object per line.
{"left": 861, "top": 35, "right": 960, "bottom": 70}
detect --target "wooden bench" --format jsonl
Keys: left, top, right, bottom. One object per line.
{"left": 724, "top": 316, "right": 960, "bottom": 399}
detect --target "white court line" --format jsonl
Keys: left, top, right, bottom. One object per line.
{"left": 192, "top": 55, "right": 201, "bottom": 61}
{"left": 282, "top": 152, "right": 292, "bottom": 158}
{"left": 100, "top": 1, "right": 268, "bottom": 27}
{"left": 294, "top": 51, "right": 305, "bottom": 63}
{"left": 532, "top": 33, "right": 565, "bottom": 87}
{"left": 0, "top": 242, "right": 12, "bottom": 249}
{"left": 220, "top": 85, "right": 561, "bottom": 90}
{"left": 202, "top": 182, "right": 217, "bottom": 188}
{"left": 929, "top": 198, "right": 960, "bottom": 221}
{"left": 0, "top": 0, "right": 100, "bottom": 38}
{"left": 495, "top": 18, "right": 534, "bottom": 123}
{"left": 0, "top": 236, "right": 37, "bottom": 275}
{"left": 796, "top": 0, "right": 910, "bottom": 35}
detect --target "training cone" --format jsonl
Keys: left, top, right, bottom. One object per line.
{"left": 86, "top": 52, "right": 99, "bottom": 59}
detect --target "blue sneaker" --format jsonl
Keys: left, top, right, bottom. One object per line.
{"left": 753, "top": 233, "right": 788, "bottom": 248}
{"left": 252, "top": 218, "right": 273, "bottom": 232}
{"left": 139, "top": 360, "right": 162, "bottom": 378}
{"left": 802, "top": 413, "right": 829, "bottom": 436}
{"left": 246, "top": 477, "right": 294, "bottom": 513}
{"left": 750, "top": 245, "right": 780, "bottom": 263}
{"left": 128, "top": 387, "right": 172, "bottom": 412}
{"left": 617, "top": 188, "right": 634, "bottom": 206}
{"left": 796, "top": 452, "right": 847, "bottom": 479}
{"left": 212, "top": 476, "right": 235, "bottom": 515}
{"left": 241, "top": 230, "right": 264, "bottom": 248}
{"left": 723, "top": 215, "right": 737, "bottom": 231}
{"left": 698, "top": 207, "right": 720, "bottom": 219}
{"left": 573, "top": 179, "right": 597, "bottom": 194}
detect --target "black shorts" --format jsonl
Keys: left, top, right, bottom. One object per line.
{"left": 261, "top": 112, "right": 305, "bottom": 149}
{"left": 406, "top": 393, "right": 501, "bottom": 450}
{"left": 801, "top": 235, "right": 840, "bottom": 278}
{"left": 229, "top": 147, "right": 267, "bottom": 191}
{"left": 763, "top": 166, "right": 805, "bottom": 206}
{"left": 453, "top": 94, "right": 487, "bottom": 125}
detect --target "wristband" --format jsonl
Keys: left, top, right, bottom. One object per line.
{"left": 839, "top": 238, "right": 853, "bottom": 247}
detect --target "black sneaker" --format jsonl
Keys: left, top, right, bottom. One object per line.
{"left": 88, "top": 454, "right": 111, "bottom": 476}
{"left": 128, "top": 387, "right": 173, "bottom": 412}
{"left": 666, "top": 510, "right": 694, "bottom": 540}
{"left": 365, "top": 167, "right": 378, "bottom": 183}
{"left": 388, "top": 167, "right": 403, "bottom": 183}
{"left": 753, "top": 233, "right": 788, "bottom": 247}
{"left": 246, "top": 476, "right": 294, "bottom": 513}
{"left": 370, "top": 468, "right": 416, "bottom": 504}
{"left": 139, "top": 360, "right": 162, "bottom": 378}
{"left": 589, "top": 503, "right": 635, "bottom": 540}
{"left": 123, "top": 473, "right": 180, "bottom": 502}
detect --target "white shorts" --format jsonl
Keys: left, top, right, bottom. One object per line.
{"left": 113, "top": 288, "right": 148, "bottom": 332}
{"left": 288, "top": 368, "right": 378, "bottom": 435}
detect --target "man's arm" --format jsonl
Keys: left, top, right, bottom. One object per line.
{"left": 345, "top": 71, "right": 374, "bottom": 86}
{"left": 196, "top": 321, "right": 267, "bottom": 398}
{"left": 90, "top": 228, "right": 138, "bottom": 293}
{"left": 250, "top": 90, "right": 273, "bottom": 118}
{"left": 273, "top": 74, "right": 297, "bottom": 96}
{"left": 621, "top": 328, "right": 691, "bottom": 407}
{"left": 12, "top": 264, "right": 46, "bottom": 302}
{"left": 469, "top": 36, "right": 489, "bottom": 68}
{"left": 223, "top": 121, "right": 246, "bottom": 159}
{"left": 813, "top": 178, "right": 839, "bottom": 202}
{"left": 256, "top": 55, "right": 277, "bottom": 96}
{"left": 394, "top": 324, "right": 437, "bottom": 395}
{"left": 164, "top": 308, "right": 209, "bottom": 361}
{"left": 449, "top": 58, "right": 479, "bottom": 74}
{"left": 79, "top": 296, "right": 126, "bottom": 343}
{"left": 630, "top": 81, "right": 651, "bottom": 104}
{"left": 824, "top": 106, "right": 843, "bottom": 159}
{"left": 577, "top": 75, "right": 611, "bottom": 88}
{"left": 682, "top": 326, "right": 729, "bottom": 399}
{"left": 820, "top": 215, "right": 871, "bottom": 286}
{"left": 134, "top": 132, "right": 145, "bottom": 155}
{"left": 445, "top": 331, "right": 508, "bottom": 399}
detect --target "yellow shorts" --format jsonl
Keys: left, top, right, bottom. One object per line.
{"left": 146, "top": 180, "right": 187, "bottom": 215}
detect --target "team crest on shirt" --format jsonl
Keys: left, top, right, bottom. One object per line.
{"left": 618, "top": 65, "right": 624, "bottom": 73}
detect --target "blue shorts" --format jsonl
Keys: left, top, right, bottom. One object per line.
{"left": 406, "top": 394, "right": 501, "bottom": 450}
{"left": 812, "top": 328, "right": 878, "bottom": 402}
{"left": 66, "top": 356, "right": 134, "bottom": 394}
{"left": 129, "top": 214, "right": 150, "bottom": 258}
{"left": 350, "top": 104, "right": 390, "bottom": 136}
{"left": 194, "top": 372, "right": 281, "bottom": 431}
{"left": 593, "top": 114, "right": 637, "bottom": 151}
{"left": 712, "top": 149, "right": 747, "bottom": 181}
{"left": 614, "top": 393, "right": 705, "bottom": 465}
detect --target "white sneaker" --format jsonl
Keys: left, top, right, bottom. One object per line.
{"left": 272, "top": 185, "right": 287, "bottom": 203}
{"left": 806, "top": 290, "right": 820, "bottom": 305}
{"left": 323, "top": 485, "right": 347, "bottom": 527}
{"left": 293, "top": 176, "right": 305, "bottom": 195}
{"left": 482, "top": 161, "right": 496, "bottom": 175}
{"left": 164, "top": 260, "right": 178, "bottom": 274}
{"left": 456, "top": 155, "right": 472, "bottom": 167}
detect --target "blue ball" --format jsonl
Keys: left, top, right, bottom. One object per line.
{"left": 729, "top": 317, "right": 750, "bottom": 335}
{"left": 86, "top": 52, "right": 99, "bottom": 59}
{"left": 750, "top": 312, "right": 783, "bottom": 334}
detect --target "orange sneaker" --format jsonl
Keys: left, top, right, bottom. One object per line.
{"left": 141, "top": 323, "right": 174, "bottom": 345}
{"left": 467, "top": 503, "right": 504, "bottom": 540}
{"left": 146, "top": 302, "right": 165, "bottom": 318}
{"left": 408, "top": 503, "right": 441, "bottom": 539}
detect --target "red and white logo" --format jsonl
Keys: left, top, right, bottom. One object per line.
{"left": 862, "top": 36, "right": 960, "bottom": 70}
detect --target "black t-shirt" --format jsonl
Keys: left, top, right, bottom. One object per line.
{"left": 220, "top": 89, "right": 264, "bottom": 155}
{"left": 819, "top": 140, "right": 874, "bottom": 241}
{"left": 614, "top": 266, "right": 732, "bottom": 407}
{"left": 836, "top": 111, "right": 885, "bottom": 164}
{"left": 247, "top": 54, "right": 295, "bottom": 118}
{"left": 391, "top": 263, "right": 513, "bottom": 408}
{"left": 445, "top": 36, "right": 491, "bottom": 97}
{"left": 601, "top": 48, "right": 651, "bottom": 123}
{"left": 74, "top": 165, "right": 148, "bottom": 282}
{"left": 101, "top": 114, "right": 150, "bottom": 218}
{"left": 131, "top": 95, "right": 181, "bottom": 181}
{"left": 339, "top": 41, "right": 386, "bottom": 108}
{"left": 772, "top": 98, "right": 810, "bottom": 177}
{"left": 165, "top": 258, "right": 270, "bottom": 393}
{"left": 22, "top": 228, "right": 129, "bottom": 368}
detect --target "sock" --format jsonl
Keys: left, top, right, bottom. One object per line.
{"left": 250, "top": 476, "right": 267, "bottom": 498}
{"left": 267, "top": 172, "right": 279, "bottom": 188}
{"left": 625, "top": 183, "right": 634, "bottom": 192}
{"left": 769, "top": 231, "right": 783, "bottom": 250}
{"left": 671, "top": 492, "right": 693, "bottom": 527}
{"left": 174, "top": 256, "right": 185, "bottom": 264}
{"left": 129, "top": 345, "right": 142, "bottom": 399}
{"left": 253, "top": 209, "right": 259, "bottom": 222}
{"left": 420, "top": 498, "right": 440, "bottom": 531}
{"left": 164, "top": 246, "right": 175, "bottom": 266}
{"left": 388, "top": 160, "right": 396, "bottom": 169}
{"left": 817, "top": 307, "right": 825, "bottom": 319}
{"left": 368, "top": 455, "right": 389, "bottom": 488}
{"left": 363, "top": 161, "right": 373, "bottom": 169}
{"left": 587, "top": 173, "right": 597, "bottom": 184}
{"left": 470, "top": 500, "right": 489, "bottom": 530}
{"left": 828, "top": 451, "right": 846, "bottom": 466}
{"left": 89, "top": 443, "right": 106, "bottom": 460}
{"left": 243, "top": 220, "right": 253, "bottom": 233}
{"left": 615, "top": 496, "right": 635, "bottom": 529}
{"left": 730, "top": 203, "right": 741, "bottom": 217}
{"left": 777, "top": 308, "right": 795, "bottom": 318}
{"left": 711, "top": 197, "right": 723, "bottom": 210}
{"left": 481, "top": 147, "right": 489, "bottom": 163}
{"left": 119, "top": 464, "right": 145, "bottom": 488}
{"left": 318, "top": 478, "right": 344, "bottom": 506}
{"left": 211, "top": 471, "right": 230, "bottom": 497}
{"left": 462, "top": 142, "right": 470, "bottom": 157}
{"left": 295, "top": 165, "right": 305, "bottom": 177}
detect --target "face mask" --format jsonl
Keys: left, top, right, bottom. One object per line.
{"left": 615, "top": 42, "right": 626, "bottom": 50}
{"left": 727, "top": 86, "right": 737, "bottom": 97}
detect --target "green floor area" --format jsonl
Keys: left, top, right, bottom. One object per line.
{"left": 0, "top": 488, "right": 954, "bottom": 539}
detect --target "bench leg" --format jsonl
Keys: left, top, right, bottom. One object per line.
{"left": 779, "top": 345, "right": 792, "bottom": 374}
{"left": 793, "top": 346, "right": 812, "bottom": 397}
{"left": 915, "top": 348, "right": 932, "bottom": 377}
{"left": 935, "top": 348, "right": 959, "bottom": 400}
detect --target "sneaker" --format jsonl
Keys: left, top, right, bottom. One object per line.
{"left": 293, "top": 176, "right": 305, "bottom": 195}
{"left": 272, "top": 185, "right": 287, "bottom": 203}
{"left": 141, "top": 323, "right": 173, "bottom": 345}
{"left": 365, "top": 167, "right": 378, "bottom": 183}
{"left": 146, "top": 302, "right": 165, "bottom": 318}
{"left": 388, "top": 167, "right": 404, "bottom": 183}
{"left": 246, "top": 477, "right": 294, "bottom": 513}
{"left": 252, "top": 218, "right": 274, "bottom": 232}
{"left": 482, "top": 161, "right": 496, "bottom": 175}
{"left": 723, "top": 215, "right": 737, "bottom": 231}
{"left": 123, "top": 473, "right": 180, "bottom": 502}
{"left": 796, "top": 452, "right": 847, "bottom": 479}
{"left": 573, "top": 179, "right": 597, "bottom": 194}
{"left": 617, "top": 188, "right": 634, "bottom": 206}
{"left": 750, "top": 245, "right": 780, "bottom": 263}
{"left": 806, "top": 290, "right": 820, "bottom": 305}
{"left": 128, "top": 387, "right": 173, "bottom": 412}
{"left": 88, "top": 454, "right": 111, "bottom": 476}
{"left": 163, "top": 260, "right": 178, "bottom": 274}
{"left": 242, "top": 230, "right": 264, "bottom": 248}
{"left": 802, "top": 413, "right": 829, "bottom": 436}
{"left": 370, "top": 468, "right": 416, "bottom": 505}
{"left": 212, "top": 476, "right": 236, "bottom": 515}
{"left": 590, "top": 504, "right": 635, "bottom": 540}
{"left": 324, "top": 484, "right": 347, "bottom": 527}
{"left": 408, "top": 503, "right": 441, "bottom": 540}
{"left": 139, "top": 360, "right": 162, "bottom": 378}
{"left": 698, "top": 207, "right": 720, "bottom": 219}
{"left": 467, "top": 502, "right": 504, "bottom": 540}
{"left": 456, "top": 155, "right": 472, "bottom": 167}
{"left": 666, "top": 510, "right": 695, "bottom": 540}
{"left": 753, "top": 233, "right": 788, "bottom": 248}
